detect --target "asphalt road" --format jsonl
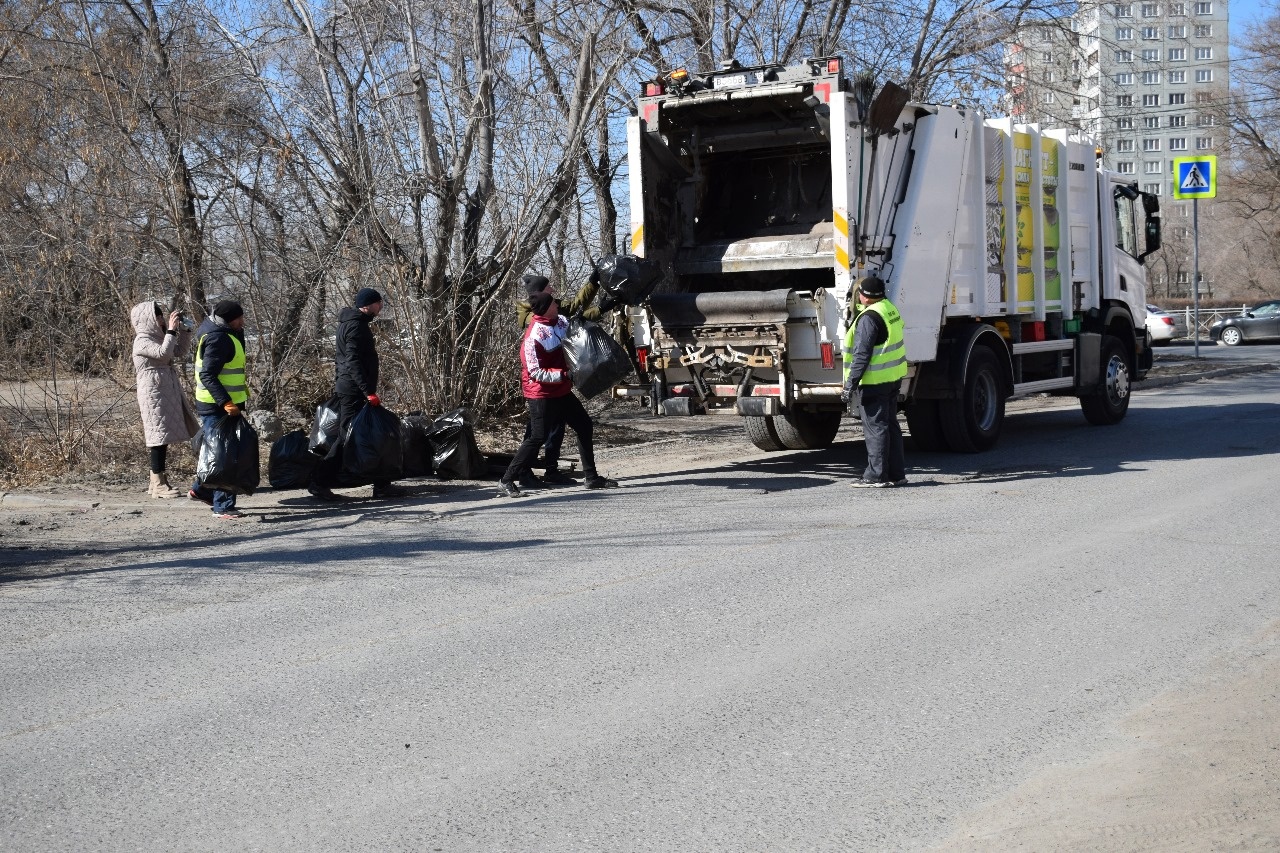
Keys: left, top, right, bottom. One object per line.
{"left": 3, "top": 371, "right": 1280, "bottom": 851}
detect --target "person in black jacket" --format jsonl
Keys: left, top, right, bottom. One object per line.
{"left": 188, "top": 300, "right": 249, "bottom": 519}
{"left": 310, "top": 288, "right": 403, "bottom": 500}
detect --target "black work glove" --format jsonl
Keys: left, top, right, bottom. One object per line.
{"left": 589, "top": 267, "right": 600, "bottom": 287}
{"left": 598, "top": 294, "right": 618, "bottom": 313}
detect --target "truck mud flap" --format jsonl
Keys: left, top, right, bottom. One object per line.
{"left": 1075, "top": 333, "right": 1102, "bottom": 393}
{"left": 661, "top": 398, "right": 701, "bottom": 416}
{"left": 648, "top": 288, "right": 790, "bottom": 330}
{"left": 735, "top": 397, "right": 781, "bottom": 417}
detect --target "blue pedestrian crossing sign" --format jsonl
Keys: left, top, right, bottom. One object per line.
{"left": 1172, "top": 156, "right": 1217, "bottom": 199}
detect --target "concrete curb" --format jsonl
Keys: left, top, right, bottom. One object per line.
{"left": 0, "top": 493, "right": 101, "bottom": 511}
{"left": 1141, "top": 363, "right": 1278, "bottom": 390}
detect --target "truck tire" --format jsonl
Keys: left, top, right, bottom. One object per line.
{"left": 1080, "top": 334, "right": 1132, "bottom": 425}
{"left": 939, "top": 346, "right": 1005, "bottom": 453}
{"left": 772, "top": 409, "right": 842, "bottom": 450}
{"left": 744, "top": 416, "right": 786, "bottom": 452}
{"left": 904, "top": 399, "right": 947, "bottom": 452}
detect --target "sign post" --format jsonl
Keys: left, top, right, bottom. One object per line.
{"left": 1173, "top": 155, "right": 1217, "bottom": 357}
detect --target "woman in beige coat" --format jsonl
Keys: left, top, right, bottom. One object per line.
{"left": 130, "top": 301, "right": 199, "bottom": 497}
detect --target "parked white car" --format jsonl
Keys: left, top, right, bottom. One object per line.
{"left": 1145, "top": 305, "right": 1182, "bottom": 344}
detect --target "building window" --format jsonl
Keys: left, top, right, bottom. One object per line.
{"left": 1169, "top": 92, "right": 1186, "bottom": 104}
{"left": 1169, "top": 70, "right": 1186, "bottom": 83}
{"left": 1144, "top": 183, "right": 1162, "bottom": 195}
{"left": 1142, "top": 71, "right": 1161, "bottom": 84}
{"left": 1117, "top": 117, "right": 1135, "bottom": 129}
{"left": 1118, "top": 161, "right": 1136, "bottom": 173}
{"left": 1194, "top": 46, "right": 1213, "bottom": 59}
{"left": 1170, "top": 114, "right": 1186, "bottom": 127}
{"left": 1116, "top": 49, "right": 1134, "bottom": 61}
{"left": 1142, "top": 3, "right": 1161, "bottom": 15}
{"left": 1169, "top": 137, "right": 1187, "bottom": 150}
{"left": 1116, "top": 3, "right": 1133, "bottom": 14}
{"left": 1195, "top": 69, "right": 1213, "bottom": 82}
{"left": 1042, "top": 51, "right": 1053, "bottom": 62}
{"left": 1169, "top": 2, "right": 1186, "bottom": 14}
{"left": 1142, "top": 48, "right": 1161, "bottom": 61}
{"left": 1168, "top": 24, "right": 1187, "bottom": 37}
{"left": 1145, "top": 161, "right": 1163, "bottom": 173}
{"left": 1195, "top": 24, "right": 1212, "bottom": 36}
{"left": 1117, "top": 138, "right": 1136, "bottom": 152}
{"left": 1142, "top": 94, "right": 1160, "bottom": 106}
{"left": 1115, "top": 72, "right": 1135, "bottom": 85}
{"left": 1168, "top": 47, "right": 1186, "bottom": 60}
{"left": 1144, "top": 116, "right": 1161, "bottom": 128}
{"left": 1194, "top": 91, "right": 1212, "bottom": 103}
{"left": 1043, "top": 70, "right": 1056, "bottom": 82}
{"left": 1143, "top": 138, "right": 1162, "bottom": 151}
{"left": 1196, "top": 137, "right": 1213, "bottom": 149}
{"left": 1117, "top": 94, "right": 1134, "bottom": 106}
{"left": 1197, "top": 114, "right": 1217, "bottom": 126}
{"left": 1044, "top": 91, "right": 1056, "bottom": 104}
{"left": 1194, "top": 1, "right": 1211, "bottom": 12}
{"left": 1141, "top": 26, "right": 1161, "bottom": 38}
{"left": 1117, "top": 27, "right": 1134, "bottom": 39}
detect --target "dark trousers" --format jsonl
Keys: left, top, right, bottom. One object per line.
{"left": 858, "top": 382, "right": 905, "bottom": 483}
{"left": 190, "top": 413, "right": 237, "bottom": 513}
{"left": 504, "top": 395, "right": 596, "bottom": 484}
{"left": 313, "top": 392, "right": 392, "bottom": 489}
{"left": 148, "top": 445, "right": 168, "bottom": 474}
{"left": 522, "top": 416, "right": 566, "bottom": 469}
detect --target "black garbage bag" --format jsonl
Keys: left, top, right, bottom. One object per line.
{"left": 341, "top": 404, "right": 404, "bottom": 483}
{"left": 309, "top": 395, "right": 342, "bottom": 457}
{"left": 594, "top": 254, "right": 662, "bottom": 305}
{"left": 427, "top": 408, "right": 484, "bottom": 480}
{"left": 401, "top": 414, "right": 433, "bottom": 478}
{"left": 562, "top": 318, "right": 633, "bottom": 399}
{"left": 268, "top": 430, "right": 319, "bottom": 490}
{"left": 196, "top": 415, "right": 260, "bottom": 496}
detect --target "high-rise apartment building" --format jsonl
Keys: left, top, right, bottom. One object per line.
{"left": 1006, "top": 2, "right": 1229, "bottom": 296}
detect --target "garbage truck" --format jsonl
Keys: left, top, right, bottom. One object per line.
{"left": 612, "top": 56, "right": 1162, "bottom": 452}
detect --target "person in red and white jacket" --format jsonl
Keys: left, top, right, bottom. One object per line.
{"left": 498, "top": 290, "right": 618, "bottom": 497}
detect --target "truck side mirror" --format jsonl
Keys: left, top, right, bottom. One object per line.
{"left": 1138, "top": 191, "right": 1161, "bottom": 262}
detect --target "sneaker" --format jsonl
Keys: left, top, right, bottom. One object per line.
{"left": 307, "top": 486, "right": 347, "bottom": 503}
{"left": 584, "top": 475, "right": 618, "bottom": 490}
{"left": 893, "top": 478, "right": 909, "bottom": 487}
{"left": 518, "top": 470, "right": 545, "bottom": 489}
{"left": 496, "top": 480, "right": 522, "bottom": 498}
{"left": 541, "top": 469, "right": 575, "bottom": 486}
{"left": 850, "top": 479, "right": 892, "bottom": 488}
{"left": 213, "top": 509, "right": 245, "bottom": 520}
{"left": 188, "top": 488, "right": 213, "bottom": 506}
{"left": 371, "top": 483, "right": 408, "bottom": 499}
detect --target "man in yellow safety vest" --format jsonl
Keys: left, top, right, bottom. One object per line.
{"left": 840, "top": 275, "right": 908, "bottom": 488}
{"left": 189, "top": 300, "right": 250, "bottom": 518}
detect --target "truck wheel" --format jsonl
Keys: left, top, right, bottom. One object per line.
{"left": 939, "top": 346, "right": 1005, "bottom": 453}
{"left": 772, "top": 409, "right": 842, "bottom": 450}
{"left": 904, "top": 399, "right": 947, "bottom": 452}
{"left": 1080, "top": 334, "right": 1132, "bottom": 425}
{"left": 744, "top": 416, "right": 786, "bottom": 452}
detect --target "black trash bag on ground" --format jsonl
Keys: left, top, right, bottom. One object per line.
{"left": 196, "top": 415, "right": 260, "bottom": 495}
{"left": 427, "top": 408, "right": 484, "bottom": 480}
{"left": 341, "top": 404, "right": 404, "bottom": 483}
{"left": 268, "top": 430, "right": 318, "bottom": 490}
{"left": 309, "top": 395, "right": 342, "bottom": 456}
{"left": 594, "top": 254, "right": 662, "bottom": 305}
{"left": 562, "top": 318, "right": 633, "bottom": 399}
{"left": 401, "top": 414, "right": 433, "bottom": 478}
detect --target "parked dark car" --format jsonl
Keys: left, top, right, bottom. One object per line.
{"left": 1209, "top": 301, "right": 1280, "bottom": 346}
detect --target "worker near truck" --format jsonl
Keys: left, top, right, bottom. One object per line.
{"left": 840, "top": 276, "right": 908, "bottom": 488}
{"left": 189, "top": 299, "right": 250, "bottom": 519}
{"left": 514, "top": 271, "right": 617, "bottom": 487}
{"left": 498, "top": 290, "right": 618, "bottom": 498}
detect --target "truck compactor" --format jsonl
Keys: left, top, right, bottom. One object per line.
{"left": 615, "top": 57, "right": 1162, "bottom": 452}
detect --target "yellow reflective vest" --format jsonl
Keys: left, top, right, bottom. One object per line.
{"left": 843, "top": 298, "right": 907, "bottom": 386}
{"left": 194, "top": 333, "right": 248, "bottom": 405}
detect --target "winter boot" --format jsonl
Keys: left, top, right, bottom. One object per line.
{"left": 149, "top": 472, "right": 182, "bottom": 499}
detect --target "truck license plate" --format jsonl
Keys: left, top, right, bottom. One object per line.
{"left": 714, "top": 73, "right": 748, "bottom": 90}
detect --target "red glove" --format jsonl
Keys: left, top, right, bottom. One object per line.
{"left": 223, "top": 402, "right": 241, "bottom": 416}
{"left": 366, "top": 394, "right": 381, "bottom": 406}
